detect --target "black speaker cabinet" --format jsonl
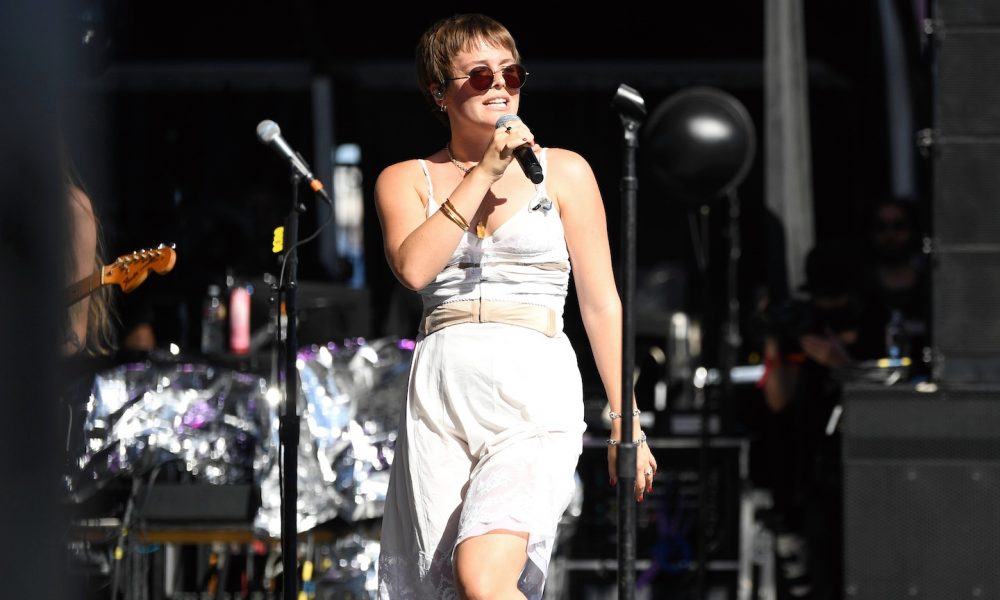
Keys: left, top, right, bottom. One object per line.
{"left": 930, "top": 1, "right": 1000, "bottom": 381}
{"left": 842, "top": 383, "right": 1000, "bottom": 599}
{"left": 932, "top": 251, "right": 1000, "bottom": 381}
{"left": 141, "top": 484, "right": 259, "bottom": 522}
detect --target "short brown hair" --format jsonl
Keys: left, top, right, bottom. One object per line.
{"left": 415, "top": 14, "right": 521, "bottom": 126}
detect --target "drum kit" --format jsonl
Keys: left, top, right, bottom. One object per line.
{"left": 66, "top": 336, "right": 582, "bottom": 597}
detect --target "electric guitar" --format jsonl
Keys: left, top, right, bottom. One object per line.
{"left": 66, "top": 244, "right": 177, "bottom": 306}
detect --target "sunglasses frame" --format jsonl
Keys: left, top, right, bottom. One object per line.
{"left": 445, "top": 64, "right": 528, "bottom": 92}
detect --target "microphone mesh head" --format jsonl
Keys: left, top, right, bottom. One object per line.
{"left": 256, "top": 119, "right": 280, "bottom": 143}
{"left": 495, "top": 114, "right": 521, "bottom": 129}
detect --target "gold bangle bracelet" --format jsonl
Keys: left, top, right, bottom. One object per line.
{"left": 442, "top": 199, "right": 470, "bottom": 228}
{"left": 439, "top": 199, "right": 470, "bottom": 231}
{"left": 439, "top": 206, "right": 467, "bottom": 231}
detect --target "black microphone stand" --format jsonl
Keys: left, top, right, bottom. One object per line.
{"left": 279, "top": 170, "right": 304, "bottom": 600}
{"left": 612, "top": 83, "right": 646, "bottom": 600}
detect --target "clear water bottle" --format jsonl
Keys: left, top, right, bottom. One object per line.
{"left": 200, "top": 284, "right": 226, "bottom": 355}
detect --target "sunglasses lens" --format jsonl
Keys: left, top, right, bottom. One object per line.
{"left": 468, "top": 67, "right": 495, "bottom": 91}
{"left": 463, "top": 65, "right": 526, "bottom": 91}
{"left": 503, "top": 65, "right": 526, "bottom": 89}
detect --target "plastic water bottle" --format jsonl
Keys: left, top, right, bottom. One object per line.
{"left": 229, "top": 282, "right": 251, "bottom": 354}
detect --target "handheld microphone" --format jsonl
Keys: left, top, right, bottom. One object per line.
{"left": 495, "top": 114, "right": 544, "bottom": 184}
{"left": 256, "top": 119, "right": 330, "bottom": 202}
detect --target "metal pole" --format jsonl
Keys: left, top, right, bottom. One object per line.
{"left": 280, "top": 172, "right": 302, "bottom": 600}
{"left": 695, "top": 204, "right": 712, "bottom": 600}
{"left": 612, "top": 83, "right": 646, "bottom": 600}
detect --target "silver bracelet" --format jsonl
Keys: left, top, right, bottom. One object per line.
{"left": 606, "top": 432, "right": 647, "bottom": 447}
{"left": 608, "top": 408, "right": 641, "bottom": 420}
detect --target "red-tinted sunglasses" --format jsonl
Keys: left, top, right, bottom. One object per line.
{"left": 445, "top": 64, "right": 528, "bottom": 91}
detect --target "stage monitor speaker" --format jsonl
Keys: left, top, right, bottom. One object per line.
{"left": 293, "top": 281, "right": 371, "bottom": 345}
{"left": 930, "top": 1, "right": 1000, "bottom": 381}
{"left": 140, "top": 484, "right": 259, "bottom": 522}
{"left": 842, "top": 383, "right": 1000, "bottom": 599}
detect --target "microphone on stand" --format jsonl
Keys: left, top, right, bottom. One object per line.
{"left": 495, "top": 114, "right": 544, "bottom": 184}
{"left": 256, "top": 119, "right": 331, "bottom": 203}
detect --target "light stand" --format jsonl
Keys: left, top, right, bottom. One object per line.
{"left": 642, "top": 86, "right": 757, "bottom": 598}
{"left": 612, "top": 83, "right": 646, "bottom": 600}
{"left": 686, "top": 201, "right": 713, "bottom": 599}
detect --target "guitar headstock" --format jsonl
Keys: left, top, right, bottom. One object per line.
{"left": 103, "top": 244, "right": 178, "bottom": 294}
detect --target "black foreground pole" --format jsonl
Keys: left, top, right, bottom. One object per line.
{"left": 693, "top": 203, "right": 712, "bottom": 600}
{"left": 612, "top": 83, "right": 646, "bottom": 600}
{"left": 280, "top": 171, "right": 303, "bottom": 600}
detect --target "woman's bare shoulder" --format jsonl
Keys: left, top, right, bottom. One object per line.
{"left": 545, "top": 147, "right": 592, "bottom": 174}
{"left": 375, "top": 158, "right": 433, "bottom": 209}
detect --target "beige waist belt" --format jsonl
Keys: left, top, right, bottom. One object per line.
{"left": 420, "top": 300, "right": 560, "bottom": 337}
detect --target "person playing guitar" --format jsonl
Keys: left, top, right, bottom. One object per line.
{"left": 65, "top": 181, "right": 114, "bottom": 356}
{"left": 64, "top": 176, "right": 177, "bottom": 356}
{"left": 61, "top": 168, "right": 177, "bottom": 483}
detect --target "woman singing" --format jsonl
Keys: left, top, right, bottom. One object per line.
{"left": 375, "top": 14, "right": 656, "bottom": 599}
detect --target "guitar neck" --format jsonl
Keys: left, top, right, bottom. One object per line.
{"left": 64, "top": 244, "right": 176, "bottom": 306}
{"left": 66, "top": 270, "right": 104, "bottom": 306}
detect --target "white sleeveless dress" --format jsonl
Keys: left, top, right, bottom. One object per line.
{"left": 377, "top": 149, "right": 587, "bottom": 600}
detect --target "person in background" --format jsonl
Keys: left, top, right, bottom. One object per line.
{"left": 862, "top": 197, "right": 929, "bottom": 369}
{"left": 758, "top": 240, "right": 882, "bottom": 600}
{"left": 373, "top": 13, "right": 656, "bottom": 599}
{"left": 61, "top": 153, "right": 116, "bottom": 483}
{"left": 64, "top": 174, "right": 116, "bottom": 357}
